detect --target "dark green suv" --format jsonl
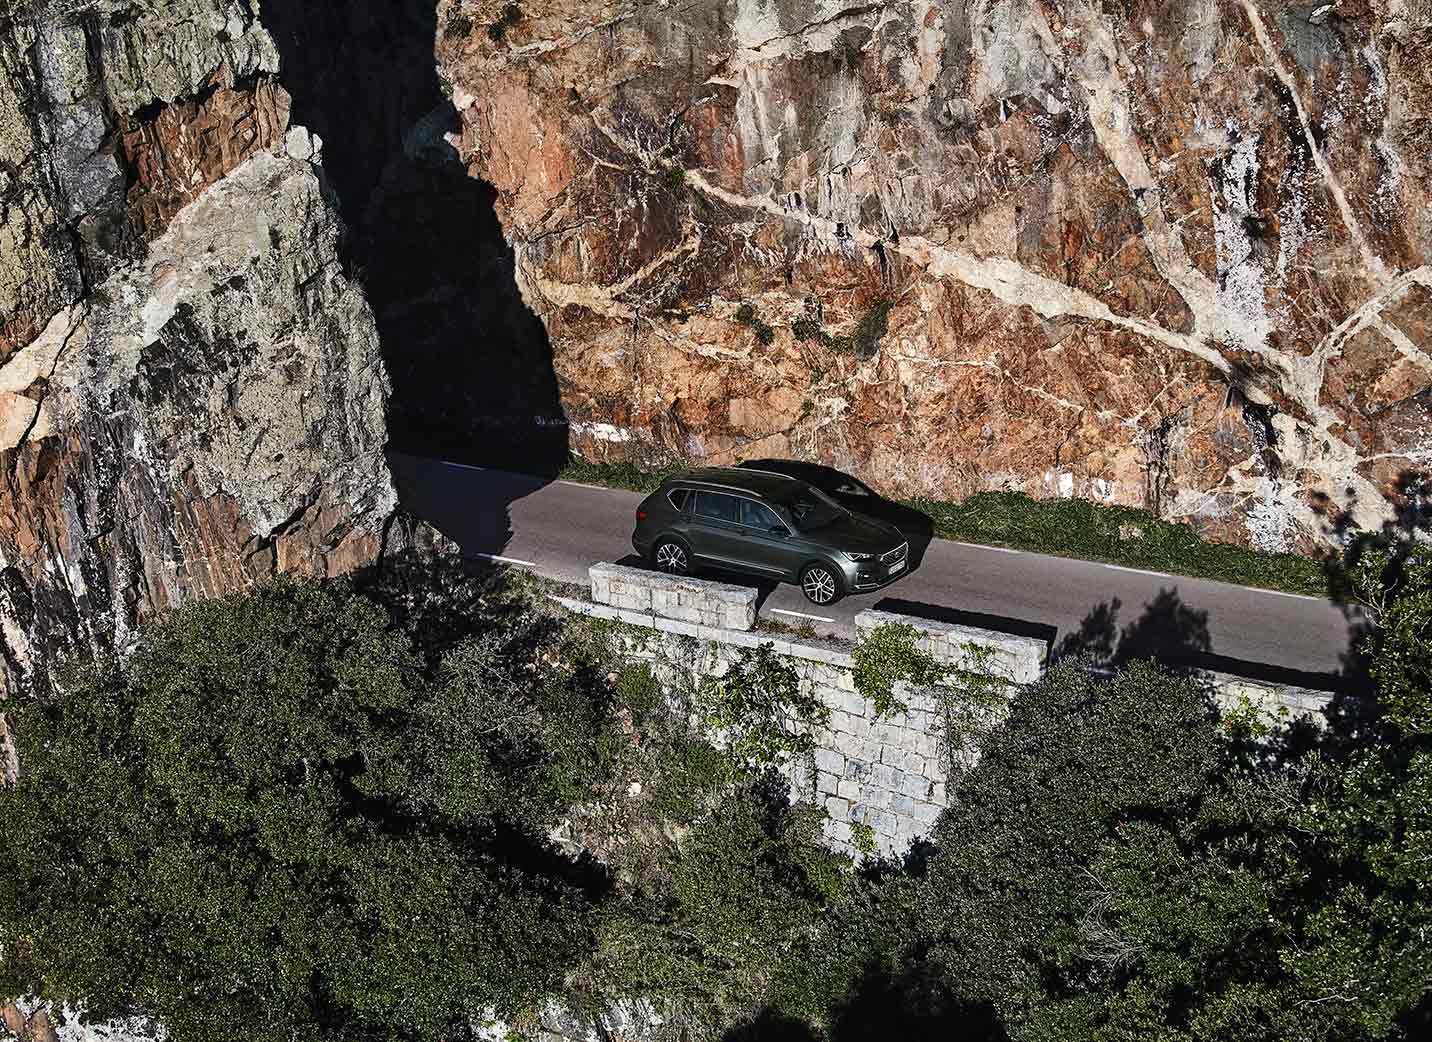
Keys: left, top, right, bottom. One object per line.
{"left": 631, "top": 467, "right": 909, "bottom": 604}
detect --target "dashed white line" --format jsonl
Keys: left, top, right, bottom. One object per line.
{"left": 430, "top": 458, "right": 490, "bottom": 473}
{"left": 952, "top": 541, "right": 1020, "bottom": 554}
{"left": 770, "top": 607, "right": 836, "bottom": 623}
{"left": 471, "top": 552, "right": 538, "bottom": 567}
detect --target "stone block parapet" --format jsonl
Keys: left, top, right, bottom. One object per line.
{"left": 854, "top": 609, "right": 1047, "bottom": 685}
{"left": 590, "top": 563, "right": 757, "bottom": 631}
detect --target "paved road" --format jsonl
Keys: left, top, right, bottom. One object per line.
{"left": 389, "top": 453, "right": 1362, "bottom": 686}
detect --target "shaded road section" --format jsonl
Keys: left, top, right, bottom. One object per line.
{"left": 389, "top": 453, "right": 1360, "bottom": 685}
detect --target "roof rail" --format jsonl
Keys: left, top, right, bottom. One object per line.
{"left": 675, "top": 478, "right": 774, "bottom": 499}
{"left": 732, "top": 466, "right": 802, "bottom": 483}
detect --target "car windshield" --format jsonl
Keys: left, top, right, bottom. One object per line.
{"left": 782, "top": 486, "right": 846, "bottom": 531}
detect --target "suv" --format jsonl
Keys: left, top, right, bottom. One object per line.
{"left": 631, "top": 467, "right": 909, "bottom": 604}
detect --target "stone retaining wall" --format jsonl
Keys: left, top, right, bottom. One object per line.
{"left": 855, "top": 609, "right": 1047, "bottom": 685}
{"left": 560, "top": 565, "right": 1337, "bottom": 859}
{"left": 590, "top": 563, "right": 756, "bottom": 631}
{"left": 555, "top": 590, "right": 1038, "bottom": 858}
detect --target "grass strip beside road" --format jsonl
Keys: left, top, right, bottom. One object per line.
{"left": 557, "top": 458, "right": 1330, "bottom": 597}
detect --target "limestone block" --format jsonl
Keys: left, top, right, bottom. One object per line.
{"left": 911, "top": 801, "right": 942, "bottom": 825}
{"left": 898, "top": 770, "right": 932, "bottom": 799}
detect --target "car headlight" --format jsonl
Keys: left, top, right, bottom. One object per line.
{"left": 843, "top": 551, "right": 875, "bottom": 562}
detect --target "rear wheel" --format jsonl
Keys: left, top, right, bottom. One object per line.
{"left": 652, "top": 538, "right": 690, "bottom": 575}
{"left": 800, "top": 563, "right": 842, "bottom": 605}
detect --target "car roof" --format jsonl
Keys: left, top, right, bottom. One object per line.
{"left": 666, "top": 466, "right": 808, "bottom": 502}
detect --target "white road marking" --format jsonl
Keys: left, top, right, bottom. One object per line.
{"left": 472, "top": 552, "right": 538, "bottom": 567}
{"left": 430, "top": 458, "right": 490, "bottom": 472}
{"left": 1104, "top": 564, "right": 1174, "bottom": 578}
{"left": 1260, "top": 588, "right": 1327, "bottom": 602}
{"left": 951, "top": 541, "right": 1020, "bottom": 554}
{"left": 770, "top": 607, "right": 836, "bottom": 622}
{"left": 556, "top": 479, "right": 610, "bottom": 490}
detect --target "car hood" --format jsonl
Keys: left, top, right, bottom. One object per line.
{"left": 808, "top": 511, "right": 904, "bottom": 553}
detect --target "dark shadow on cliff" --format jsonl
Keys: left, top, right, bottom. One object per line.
{"left": 267, "top": 2, "right": 568, "bottom": 560}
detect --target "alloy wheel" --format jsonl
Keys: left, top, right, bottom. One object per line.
{"left": 802, "top": 566, "right": 837, "bottom": 604}
{"left": 655, "top": 541, "right": 688, "bottom": 574}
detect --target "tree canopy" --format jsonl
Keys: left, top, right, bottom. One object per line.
{"left": 1, "top": 541, "right": 1429, "bottom": 1042}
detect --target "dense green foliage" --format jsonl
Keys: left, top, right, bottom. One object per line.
{"left": 2, "top": 537, "right": 1427, "bottom": 1041}
{"left": 775, "top": 540, "right": 1432, "bottom": 1042}
{"left": 1279, "top": 540, "right": 1432, "bottom": 1039}
{"left": 698, "top": 645, "right": 830, "bottom": 775}
{"left": 0, "top": 568, "right": 847, "bottom": 1041}
{"left": 0, "top": 575, "right": 608, "bottom": 1041}
{"left": 554, "top": 458, "right": 1327, "bottom": 594}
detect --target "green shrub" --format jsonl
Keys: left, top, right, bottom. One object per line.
{"left": 600, "top": 788, "right": 849, "bottom": 1030}
{"left": 648, "top": 734, "right": 731, "bottom": 824}
{"left": 616, "top": 662, "right": 664, "bottom": 721}
{"left": 792, "top": 316, "right": 823, "bottom": 341}
{"left": 698, "top": 644, "right": 830, "bottom": 776}
{"left": 851, "top": 297, "right": 892, "bottom": 358}
{"left": 558, "top": 454, "right": 691, "bottom": 493}
{"left": 915, "top": 658, "right": 1308, "bottom": 1040}
{"left": 0, "top": 575, "right": 607, "bottom": 1042}
{"left": 733, "top": 302, "right": 776, "bottom": 344}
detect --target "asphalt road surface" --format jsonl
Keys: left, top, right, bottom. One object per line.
{"left": 389, "top": 453, "right": 1362, "bottom": 687}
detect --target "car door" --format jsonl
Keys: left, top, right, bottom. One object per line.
{"left": 737, "top": 497, "right": 801, "bottom": 578}
{"left": 688, "top": 490, "right": 747, "bottom": 568}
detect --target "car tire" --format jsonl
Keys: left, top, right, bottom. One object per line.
{"left": 651, "top": 538, "right": 691, "bottom": 575}
{"left": 800, "top": 562, "right": 843, "bottom": 605}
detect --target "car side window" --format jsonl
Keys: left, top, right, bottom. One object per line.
{"left": 693, "top": 491, "right": 739, "bottom": 523}
{"left": 667, "top": 488, "right": 690, "bottom": 511}
{"left": 739, "top": 498, "right": 785, "bottom": 532}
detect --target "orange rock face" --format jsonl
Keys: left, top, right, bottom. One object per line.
{"left": 439, "top": 0, "right": 1432, "bottom": 550}
{"left": 120, "top": 74, "right": 293, "bottom": 241}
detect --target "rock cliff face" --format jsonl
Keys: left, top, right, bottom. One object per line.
{"left": 3, "top": 1, "right": 1430, "bottom": 703}
{"left": 0, "top": 2, "right": 400, "bottom": 698}
{"left": 439, "top": 0, "right": 1432, "bottom": 549}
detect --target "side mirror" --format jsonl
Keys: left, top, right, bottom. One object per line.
{"left": 768, "top": 525, "right": 788, "bottom": 537}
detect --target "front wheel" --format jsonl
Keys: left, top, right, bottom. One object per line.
{"left": 652, "top": 538, "right": 690, "bottom": 575}
{"left": 800, "top": 563, "right": 843, "bottom": 605}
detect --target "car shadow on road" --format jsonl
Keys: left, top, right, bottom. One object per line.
{"left": 871, "top": 597, "right": 1058, "bottom": 656}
